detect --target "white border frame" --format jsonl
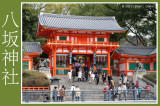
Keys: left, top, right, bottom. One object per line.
{"left": 21, "top": 2, "right": 158, "bottom": 104}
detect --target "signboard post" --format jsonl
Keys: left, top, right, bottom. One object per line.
{"left": 69, "top": 52, "right": 72, "bottom": 65}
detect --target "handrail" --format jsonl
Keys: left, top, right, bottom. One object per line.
{"left": 22, "top": 87, "right": 50, "bottom": 91}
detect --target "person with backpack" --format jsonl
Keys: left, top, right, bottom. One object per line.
{"left": 59, "top": 87, "right": 65, "bottom": 102}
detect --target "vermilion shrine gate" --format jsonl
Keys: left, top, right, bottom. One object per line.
{"left": 36, "top": 13, "right": 125, "bottom": 76}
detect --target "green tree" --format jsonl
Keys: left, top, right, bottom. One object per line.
{"left": 103, "top": 4, "right": 156, "bottom": 46}
{"left": 22, "top": 3, "right": 156, "bottom": 46}
{"left": 22, "top": 4, "right": 46, "bottom": 44}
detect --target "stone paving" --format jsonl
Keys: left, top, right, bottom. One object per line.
{"left": 55, "top": 76, "right": 132, "bottom": 90}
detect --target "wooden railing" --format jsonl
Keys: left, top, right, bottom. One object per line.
{"left": 22, "top": 87, "right": 50, "bottom": 91}
{"left": 42, "top": 39, "right": 119, "bottom": 48}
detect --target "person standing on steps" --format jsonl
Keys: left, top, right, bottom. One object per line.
{"left": 108, "top": 74, "right": 112, "bottom": 85}
{"left": 75, "top": 86, "right": 81, "bottom": 101}
{"left": 52, "top": 86, "right": 57, "bottom": 101}
{"left": 59, "top": 87, "right": 65, "bottom": 102}
{"left": 85, "top": 70, "right": 89, "bottom": 82}
{"left": 72, "top": 69, "right": 76, "bottom": 82}
{"left": 95, "top": 73, "right": 99, "bottom": 85}
{"left": 82, "top": 69, "right": 85, "bottom": 81}
{"left": 136, "top": 81, "right": 139, "bottom": 88}
{"left": 96, "top": 67, "right": 101, "bottom": 74}
{"left": 118, "top": 79, "right": 122, "bottom": 86}
{"left": 68, "top": 70, "right": 72, "bottom": 83}
{"left": 121, "top": 72, "right": 125, "bottom": 84}
{"left": 123, "top": 74, "right": 127, "bottom": 85}
{"left": 102, "top": 73, "right": 107, "bottom": 85}
{"left": 71, "top": 85, "right": 76, "bottom": 101}
{"left": 103, "top": 85, "right": 108, "bottom": 101}
{"left": 84, "top": 65, "right": 89, "bottom": 72}
{"left": 78, "top": 70, "right": 82, "bottom": 82}
{"left": 145, "top": 83, "right": 151, "bottom": 100}
{"left": 91, "top": 72, "right": 95, "bottom": 85}
{"left": 89, "top": 67, "right": 92, "bottom": 82}
{"left": 57, "top": 85, "right": 61, "bottom": 102}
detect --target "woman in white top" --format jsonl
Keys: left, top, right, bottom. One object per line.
{"left": 78, "top": 70, "right": 82, "bottom": 82}
{"left": 123, "top": 75, "right": 127, "bottom": 84}
{"left": 57, "top": 85, "right": 61, "bottom": 101}
{"left": 89, "top": 70, "right": 92, "bottom": 82}
{"left": 68, "top": 70, "right": 72, "bottom": 83}
{"left": 91, "top": 72, "right": 95, "bottom": 84}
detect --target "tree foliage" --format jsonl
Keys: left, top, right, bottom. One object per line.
{"left": 22, "top": 4, "right": 46, "bottom": 44}
{"left": 103, "top": 4, "right": 156, "bottom": 46}
{"left": 22, "top": 3, "right": 157, "bottom": 46}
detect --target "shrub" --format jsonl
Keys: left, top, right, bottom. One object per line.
{"left": 143, "top": 72, "right": 156, "bottom": 84}
{"left": 22, "top": 71, "right": 50, "bottom": 87}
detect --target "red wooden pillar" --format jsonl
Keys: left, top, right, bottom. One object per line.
{"left": 52, "top": 47, "right": 57, "bottom": 76}
{"left": 125, "top": 58, "right": 128, "bottom": 76}
{"left": 50, "top": 51, "right": 53, "bottom": 76}
{"left": 30, "top": 56, "right": 33, "bottom": 70}
{"left": 108, "top": 52, "right": 110, "bottom": 75}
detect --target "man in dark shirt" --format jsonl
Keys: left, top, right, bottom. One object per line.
{"left": 85, "top": 71, "right": 89, "bottom": 82}
{"left": 84, "top": 65, "right": 89, "bottom": 72}
{"left": 72, "top": 70, "right": 76, "bottom": 82}
{"left": 108, "top": 74, "right": 112, "bottom": 85}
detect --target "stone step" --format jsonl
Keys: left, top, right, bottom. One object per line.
{"left": 53, "top": 76, "right": 133, "bottom": 91}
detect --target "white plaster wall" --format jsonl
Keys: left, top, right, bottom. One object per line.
{"left": 88, "top": 50, "right": 93, "bottom": 53}
{"left": 79, "top": 50, "right": 86, "bottom": 53}
{"left": 57, "top": 36, "right": 59, "bottom": 40}
{"left": 67, "top": 36, "right": 69, "bottom": 41}
{"left": 120, "top": 63, "right": 125, "bottom": 71}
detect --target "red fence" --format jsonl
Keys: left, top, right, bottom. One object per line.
{"left": 22, "top": 87, "right": 50, "bottom": 91}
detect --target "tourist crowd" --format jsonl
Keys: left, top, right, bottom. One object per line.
{"left": 47, "top": 66, "right": 152, "bottom": 102}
